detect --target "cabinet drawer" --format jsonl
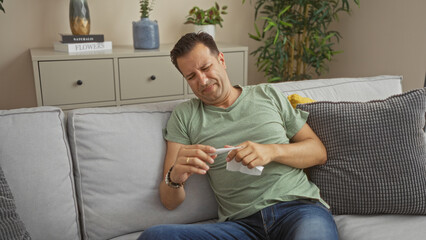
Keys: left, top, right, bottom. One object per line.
{"left": 39, "top": 59, "right": 115, "bottom": 106}
{"left": 119, "top": 56, "right": 183, "bottom": 100}
{"left": 188, "top": 51, "right": 245, "bottom": 93}
{"left": 224, "top": 52, "right": 245, "bottom": 86}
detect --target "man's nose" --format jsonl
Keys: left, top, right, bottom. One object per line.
{"left": 198, "top": 72, "right": 208, "bottom": 85}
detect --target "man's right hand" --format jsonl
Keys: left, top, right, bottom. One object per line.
{"left": 169, "top": 144, "right": 217, "bottom": 184}
{"left": 161, "top": 142, "right": 216, "bottom": 210}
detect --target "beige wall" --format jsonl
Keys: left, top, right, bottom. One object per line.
{"left": 324, "top": 0, "right": 426, "bottom": 91}
{"left": 0, "top": 0, "right": 425, "bottom": 110}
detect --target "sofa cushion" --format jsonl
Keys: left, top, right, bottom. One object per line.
{"left": 0, "top": 107, "right": 80, "bottom": 240}
{"left": 274, "top": 75, "right": 402, "bottom": 101}
{"left": 287, "top": 94, "right": 315, "bottom": 108}
{"left": 334, "top": 215, "right": 426, "bottom": 240}
{"left": 68, "top": 100, "right": 218, "bottom": 240}
{"left": 297, "top": 88, "right": 426, "bottom": 215}
{"left": 0, "top": 166, "right": 31, "bottom": 239}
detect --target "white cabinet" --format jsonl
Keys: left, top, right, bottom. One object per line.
{"left": 31, "top": 44, "right": 248, "bottom": 110}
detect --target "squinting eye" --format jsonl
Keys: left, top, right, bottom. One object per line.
{"left": 202, "top": 65, "right": 211, "bottom": 71}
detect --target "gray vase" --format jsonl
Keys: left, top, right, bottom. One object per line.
{"left": 132, "top": 18, "right": 159, "bottom": 49}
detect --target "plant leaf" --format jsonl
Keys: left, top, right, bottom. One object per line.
{"left": 268, "top": 77, "right": 282, "bottom": 83}
{"left": 249, "top": 33, "right": 261, "bottom": 41}
{"left": 254, "top": 23, "right": 261, "bottom": 37}
{"left": 264, "top": 21, "right": 276, "bottom": 32}
{"left": 332, "top": 50, "right": 344, "bottom": 55}
{"left": 278, "top": 5, "right": 291, "bottom": 18}
{"left": 280, "top": 21, "right": 292, "bottom": 27}
{"left": 324, "top": 32, "right": 336, "bottom": 40}
{"left": 273, "top": 30, "right": 280, "bottom": 45}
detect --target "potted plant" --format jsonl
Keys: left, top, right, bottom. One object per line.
{"left": 243, "top": 0, "right": 360, "bottom": 82}
{"left": 1, "top": 0, "right": 5, "bottom": 13}
{"left": 133, "top": 0, "right": 159, "bottom": 49}
{"left": 184, "top": 2, "right": 228, "bottom": 39}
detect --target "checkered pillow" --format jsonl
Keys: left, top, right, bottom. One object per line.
{"left": 0, "top": 167, "right": 31, "bottom": 239}
{"left": 297, "top": 88, "right": 426, "bottom": 215}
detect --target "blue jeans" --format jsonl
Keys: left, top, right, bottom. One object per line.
{"left": 138, "top": 199, "right": 338, "bottom": 240}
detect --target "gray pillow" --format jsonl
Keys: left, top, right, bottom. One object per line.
{"left": 0, "top": 167, "right": 31, "bottom": 240}
{"left": 67, "top": 100, "right": 218, "bottom": 240}
{"left": 297, "top": 88, "right": 426, "bottom": 215}
{"left": 0, "top": 107, "right": 80, "bottom": 240}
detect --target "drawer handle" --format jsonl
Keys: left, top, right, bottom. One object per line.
{"left": 150, "top": 75, "right": 156, "bottom": 80}
{"left": 76, "top": 80, "right": 83, "bottom": 86}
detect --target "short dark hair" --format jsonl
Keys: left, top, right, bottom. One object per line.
{"left": 170, "top": 32, "right": 220, "bottom": 73}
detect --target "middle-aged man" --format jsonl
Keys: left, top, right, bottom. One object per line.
{"left": 138, "top": 32, "right": 338, "bottom": 240}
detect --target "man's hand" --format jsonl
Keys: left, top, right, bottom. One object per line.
{"left": 225, "top": 124, "right": 327, "bottom": 170}
{"left": 170, "top": 144, "right": 217, "bottom": 184}
{"left": 225, "top": 141, "right": 275, "bottom": 169}
{"left": 161, "top": 142, "right": 216, "bottom": 210}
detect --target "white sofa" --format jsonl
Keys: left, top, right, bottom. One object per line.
{"left": 0, "top": 75, "right": 425, "bottom": 240}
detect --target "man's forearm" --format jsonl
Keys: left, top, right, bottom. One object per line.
{"left": 160, "top": 180, "right": 186, "bottom": 210}
{"left": 272, "top": 123, "right": 327, "bottom": 169}
{"left": 271, "top": 138, "right": 327, "bottom": 169}
{"left": 159, "top": 142, "right": 216, "bottom": 210}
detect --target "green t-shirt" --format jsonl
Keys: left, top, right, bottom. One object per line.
{"left": 164, "top": 84, "right": 328, "bottom": 222}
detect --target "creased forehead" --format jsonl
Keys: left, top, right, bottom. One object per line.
{"left": 177, "top": 43, "right": 218, "bottom": 74}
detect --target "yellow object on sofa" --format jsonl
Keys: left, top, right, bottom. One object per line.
{"left": 287, "top": 94, "right": 316, "bottom": 108}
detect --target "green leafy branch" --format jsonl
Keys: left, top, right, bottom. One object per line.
{"left": 185, "top": 2, "right": 228, "bottom": 27}
{"left": 244, "top": 0, "right": 360, "bottom": 82}
{"left": 140, "top": 0, "right": 155, "bottom": 18}
{"left": 1, "top": 0, "right": 5, "bottom": 13}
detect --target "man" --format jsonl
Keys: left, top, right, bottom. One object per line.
{"left": 138, "top": 32, "right": 338, "bottom": 240}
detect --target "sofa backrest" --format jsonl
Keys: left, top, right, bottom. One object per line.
{"left": 67, "top": 100, "right": 218, "bottom": 240}
{"left": 0, "top": 75, "right": 406, "bottom": 240}
{"left": 0, "top": 107, "right": 80, "bottom": 240}
{"left": 272, "top": 75, "right": 403, "bottom": 101}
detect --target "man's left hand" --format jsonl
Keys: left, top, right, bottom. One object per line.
{"left": 225, "top": 141, "right": 275, "bottom": 169}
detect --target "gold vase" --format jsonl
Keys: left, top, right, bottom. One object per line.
{"left": 69, "top": 0, "right": 90, "bottom": 35}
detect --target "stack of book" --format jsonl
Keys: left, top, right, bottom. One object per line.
{"left": 54, "top": 34, "right": 112, "bottom": 53}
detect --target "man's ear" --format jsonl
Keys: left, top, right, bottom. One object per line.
{"left": 218, "top": 52, "right": 226, "bottom": 69}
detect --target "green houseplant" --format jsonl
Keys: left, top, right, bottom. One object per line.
{"left": 1, "top": 0, "right": 5, "bottom": 13}
{"left": 243, "top": 0, "right": 360, "bottom": 82}
{"left": 184, "top": 2, "right": 228, "bottom": 39}
{"left": 133, "top": 0, "right": 159, "bottom": 49}
{"left": 185, "top": 2, "right": 228, "bottom": 27}
{"left": 139, "top": 0, "right": 155, "bottom": 18}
